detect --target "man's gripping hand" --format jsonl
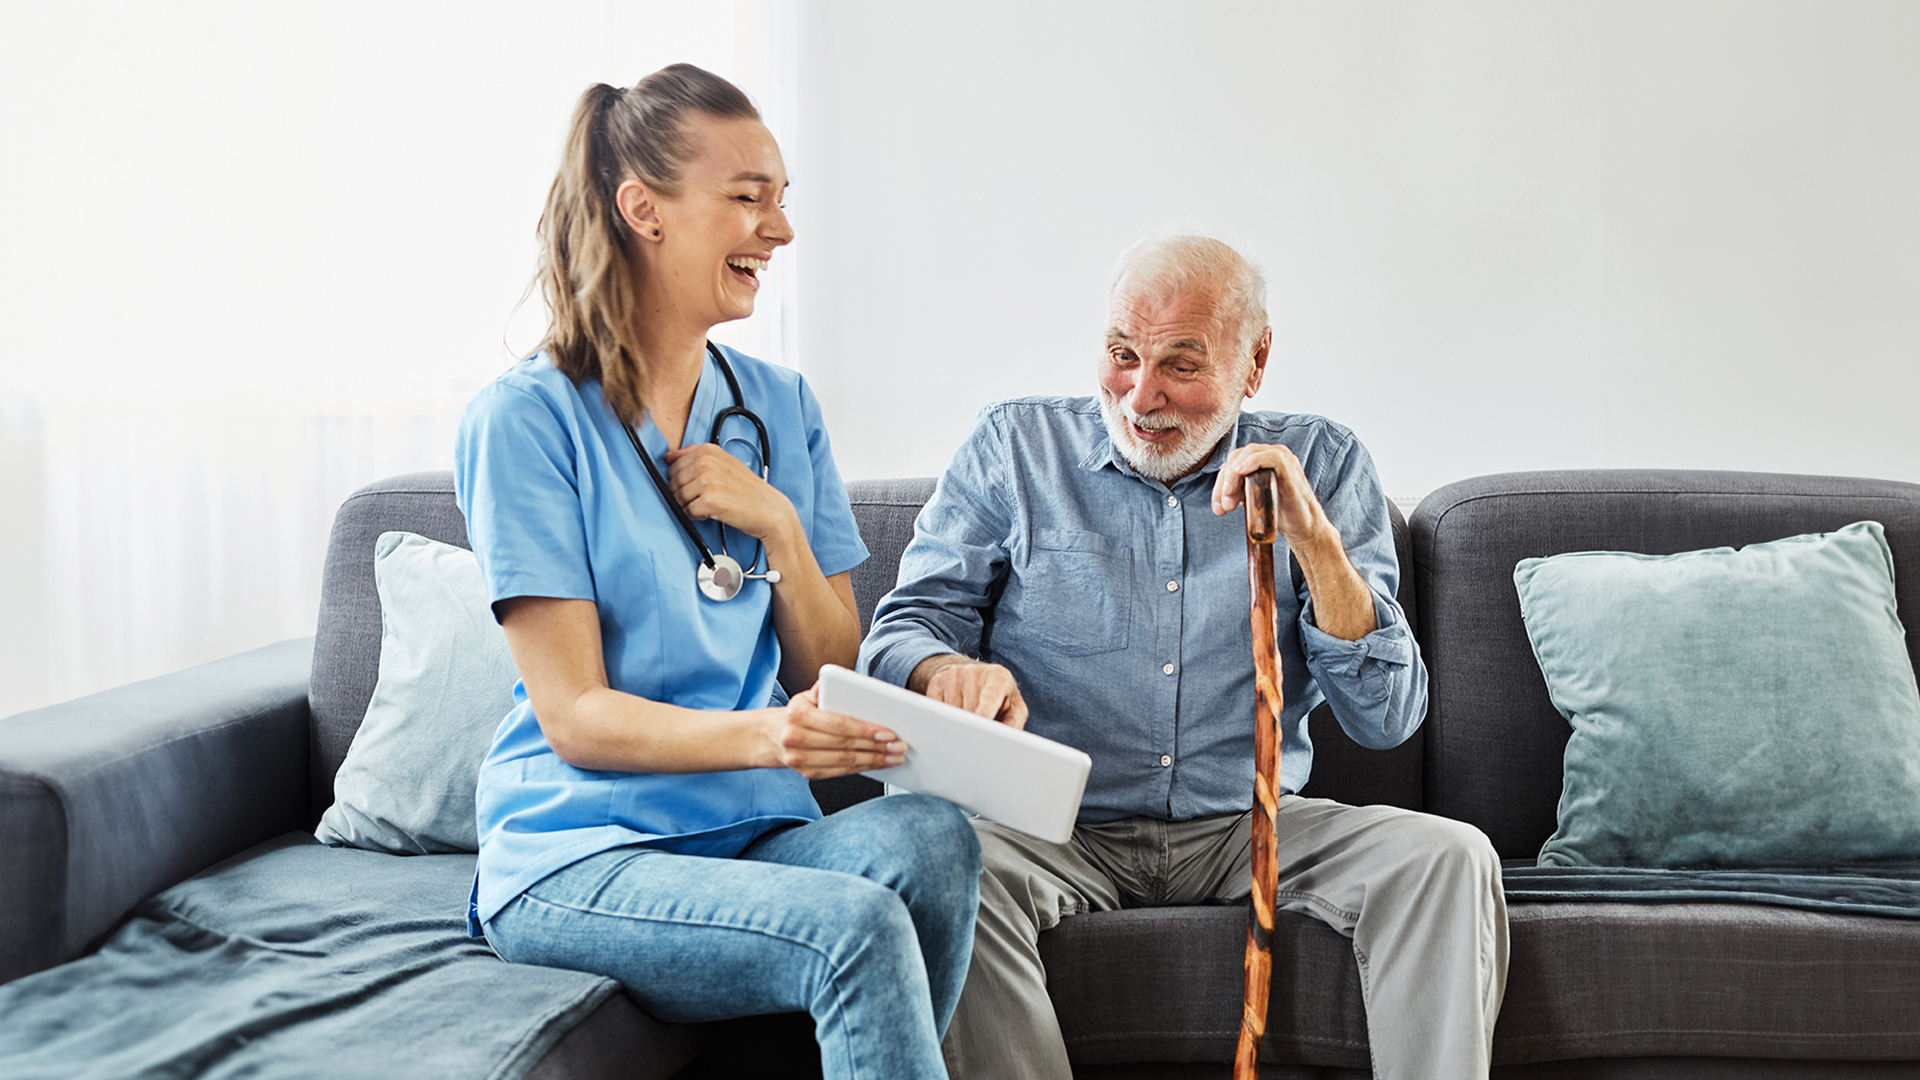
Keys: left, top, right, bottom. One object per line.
{"left": 907, "top": 654, "right": 1030, "bottom": 731}
{"left": 1210, "top": 442, "right": 1379, "bottom": 642}
{"left": 1211, "top": 442, "right": 1334, "bottom": 549}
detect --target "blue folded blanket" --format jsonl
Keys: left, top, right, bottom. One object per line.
{"left": 0, "top": 834, "right": 618, "bottom": 1080}
{"left": 1501, "top": 859, "right": 1920, "bottom": 919}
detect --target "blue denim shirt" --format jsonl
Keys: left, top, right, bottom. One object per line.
{"left": 858, "top": 396, "right": 1425, "bottom": 823}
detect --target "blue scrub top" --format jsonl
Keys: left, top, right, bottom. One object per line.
{"left": 454, "top": 346, "right": 868, "bottom": 929}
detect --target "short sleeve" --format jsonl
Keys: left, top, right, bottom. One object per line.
{"left": 454, "top": 380, "right": 598, "bottom": 616}
{"left": 796, "top": 376, "right": 868, "bottom": 578}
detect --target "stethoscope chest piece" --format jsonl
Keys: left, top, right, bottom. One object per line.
{"left": 699, "top": 554, "right": 745, "bottom": 602}
{"left": 696, "top": 552, "right": 781, "bottom": 602}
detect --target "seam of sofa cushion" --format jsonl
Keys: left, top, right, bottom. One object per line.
{"left": 1423, "top": 488, "right": 1919, "bottom": 547}
{"left": 1065, "top": 1031, "right": 1368, "bottom": 1050}
{"left": 1499, "top": 1029, "right": 1920, "bottom": 1044}
{"left": 482, "top": 978, "right": 621, "bottom": 1080}
{"left": 846, "top": 495, "right": 935, "bottom": 508}
{"left": 1494, "top": 1028, "right": 1920, "bottom": 1063}
{"left": 336, "top": 487, "right": 459, "bottom": 509}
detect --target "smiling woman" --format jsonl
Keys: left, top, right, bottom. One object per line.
{"left": 451, "top": 65, "right": 981, "bottom": 1080}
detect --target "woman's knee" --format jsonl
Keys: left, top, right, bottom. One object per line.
{"left": 830, "top": 875, "right": 923, "bottom": 956}
{"left": 863, "top": 794, "right": 983, "bottom": 880}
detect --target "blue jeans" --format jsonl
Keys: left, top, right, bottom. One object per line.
{"left": 484, "top": 794, "right": 981, "bottom": 1080}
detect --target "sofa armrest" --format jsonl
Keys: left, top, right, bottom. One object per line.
{"left": 0, "top": 637, "right": 312, "bottom": 984}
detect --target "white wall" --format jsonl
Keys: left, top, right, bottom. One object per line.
{"left": 796, "top": 1, "right": 1920, "bottom": 498}
{"left": 4, "top": 1, "right": 1918, "bottom": 718}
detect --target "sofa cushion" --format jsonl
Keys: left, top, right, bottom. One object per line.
{"left": 1497, "top": 900, "right": 1920, "bottom": 1063}
{"left": 1515, "top": 521, "right": 1920, "bottom": 868}
{"left": 1040, "top": 906, "right": 1371, "bottom": 1071}
{"left": 0, "top": 833, "right": 650, "bottom": 1080}
{"left": 1034, "top": 897, "right": 1920, "bottom": 1071}
{"left": 317, "top": 531, "right": 521, "bottom": 854}
{"left": 1412, "top": 470, "right": 1920, "bottom": 859}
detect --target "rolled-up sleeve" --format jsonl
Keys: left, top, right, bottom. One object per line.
{"left": 1295, "top": 435, "right": 1428, "bottom": 750}
{"left": 859, "top": 410, "right": 1013, "bottom": 689}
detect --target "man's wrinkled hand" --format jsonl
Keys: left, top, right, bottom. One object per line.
{"left": 1211, "top": 442, "right": 1334, "bottom": 550}
{"left": 914, "top": 656, "right": 1030, "bottom": 730}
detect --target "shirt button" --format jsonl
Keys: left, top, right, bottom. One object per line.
{"left": 1165, "top": 580, "right": 1179, "bottom": 593}
{"left": 1160, "top": 754, "right": 1173, "bottom": 767}
{"left": 1165, "top": 494, "right": 1178, "bottom": 508}
{"left": 1162, "top": 662, "right": 1175, "bottom": 676}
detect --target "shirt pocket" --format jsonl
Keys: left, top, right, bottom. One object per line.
{"left": 1019, "top": 527, "right": 1133, "bottom": 657}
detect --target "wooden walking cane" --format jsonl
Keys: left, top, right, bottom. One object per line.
{"left": 1233, "top": 468, "right": 1284, "bottom": 1080}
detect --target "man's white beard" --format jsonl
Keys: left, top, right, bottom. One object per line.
{"left": 1098, "top": 391, "right": 1240, "bottom": 483}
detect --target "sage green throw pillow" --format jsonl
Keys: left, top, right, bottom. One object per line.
{"left": 316, "top": 531, "right": 520, "bottom": 855}
{"left": 1515, "top": 521, "right": 1920, "bottom": 869}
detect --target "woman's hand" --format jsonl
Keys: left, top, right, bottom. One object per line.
{"left": 767, "top": 685, "right": 907, "bottom": 779}
{"left": 665, "top": 443, "right": 795, "bottom": 542}
{"left": 664, "top": 444, "right": 860, "bottom": 692}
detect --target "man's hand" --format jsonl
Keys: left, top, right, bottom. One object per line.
{"left": 908, "top": 654, "right": 1030, "bottom": 730}
{"left": 1210, "top": 443, "right": 1332, "bottom": 550}
{"left": 1210, "top": 442, "right": 1378, "bottom": 642}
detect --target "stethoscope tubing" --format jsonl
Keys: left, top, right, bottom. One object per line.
{"left": 622, "top": 342, "right": 777, "bottom": 602}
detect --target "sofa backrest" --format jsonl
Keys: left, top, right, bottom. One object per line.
{"left": 310, "top": 471, "right": 1426, "bottom": 822}
{"left": 309, "top": 472, "right": 470, "bottom": 824}
{"left": 1412, "top": 469, "right": 1920, "bottom": 860}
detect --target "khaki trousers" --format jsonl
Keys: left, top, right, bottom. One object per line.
{"left": 941, "top": 797, "right": 1508, "bottom": 1080}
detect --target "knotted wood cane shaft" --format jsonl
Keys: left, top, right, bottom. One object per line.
{"left": 1233, "top": 468, "right": 1284, "bottom": 1080}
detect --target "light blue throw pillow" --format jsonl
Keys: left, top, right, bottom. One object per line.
{"left": 1515, "top": 521, "right": 1920, "bottom": 869}
{"left": 316, "top": 531, "right": 520, "bottom": 855}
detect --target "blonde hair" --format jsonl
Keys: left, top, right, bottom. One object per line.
{"left": 535, "top": 64, "right": 759, "bottom": 426}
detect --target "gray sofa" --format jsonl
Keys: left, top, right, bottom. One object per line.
{"left": 4, "top": 468, "right": 1919, "bottom": 1078}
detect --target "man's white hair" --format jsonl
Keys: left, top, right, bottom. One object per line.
{"left": 1109, "top": 233, "right": 1268, "bottom": 357}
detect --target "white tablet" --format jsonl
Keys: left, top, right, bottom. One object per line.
{"left": 816, "top": 665, "right": 1092, "bottom": 844}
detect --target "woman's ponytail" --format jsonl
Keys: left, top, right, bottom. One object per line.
{"left": 534, "top": 66, "right": 758, "bottom": 428}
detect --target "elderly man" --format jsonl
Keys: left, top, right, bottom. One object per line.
{"left": 858, "top": 234, "right": 1507, "bottom": 1080}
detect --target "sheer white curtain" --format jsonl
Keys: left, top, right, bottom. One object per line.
{"left": 0, "top": 1, "right": 801, "bottom": 718}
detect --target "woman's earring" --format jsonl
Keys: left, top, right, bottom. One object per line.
{"left": 651, "top": 228, "right": 661, "bottom": 238}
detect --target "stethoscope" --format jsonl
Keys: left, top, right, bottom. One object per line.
{"left": 622, "top": 342, "right": 781, "bottom": 602}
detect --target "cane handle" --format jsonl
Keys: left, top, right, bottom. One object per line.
{"left": 1244, "top": 469, "right": 1278, "bottom": 543}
